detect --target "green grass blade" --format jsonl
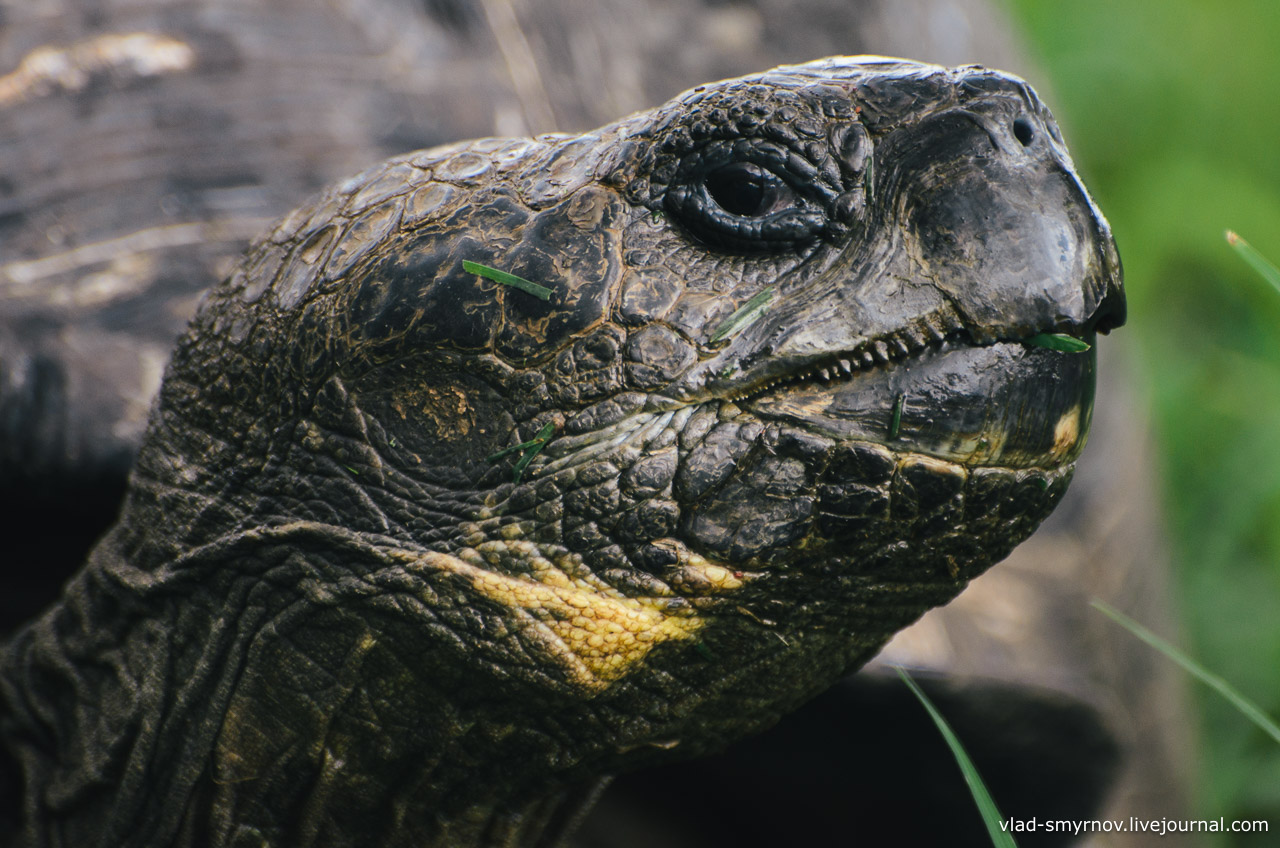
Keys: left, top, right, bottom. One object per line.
{"left": 1026, "top": 333, "right": 1091, "bottom": 353}
{"left": 710, "top": 287, "right": 775, "bottom": 342}
{"left": 896, "top": 667, "right": 1017, "bottom": 848}
{"left": 1226, "top": 230, "right": 1280, "bottom": 297}
{"left": 462, "top": 260, "right": 553, "bottom": 301}
{"left": 486, "top": 438, "right": 542, "bottom": 463}
{"left": 487, "top": 421, "right": 558, "bottom": 482}
{"left": 509, "top": 421, "right": 557, "bottom": 483}
{"left": 1092, "top": 599, "right": 1280, "bottom": 746}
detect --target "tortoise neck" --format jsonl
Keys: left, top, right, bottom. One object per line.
{"left": 0, "top": 523, "right": 614, "bottom": 847}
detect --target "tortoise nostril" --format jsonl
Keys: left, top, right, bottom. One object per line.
{"left": 1012, "top": 117, "right": 1035, "bottom": 147}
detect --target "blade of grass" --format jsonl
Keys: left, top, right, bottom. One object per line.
{"left": 1026, "top": 333, "right": 1091, "bottom": 353}
{"left": 1226, "top": 230, "right": 1280, "bottom": 297}
{"left": 710, "top": 287, "right": 775, "bottom": 343}
{"left": 896, "top": 667, "right": 1017, "bottom": 848}
{"left": 486, "top": 438, "right": 543, "bottom": 463}
{"left": 462, "top": 260, "right": 553, "bottom": 301}
{"left": 889, "top": 393, "right": 904, "bottom": 440}
{"left": 510, "top": 421, "right": 557, "bottom": 482}
{"left": 1092, "top": 599, "right": 1280, "bottom": 746}
{"left": 487, "top": 421, "right": 558, "bottom": 482}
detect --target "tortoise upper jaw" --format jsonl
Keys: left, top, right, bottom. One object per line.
{"left": 744, "top": 339, "right": 1096, "bottom": 469}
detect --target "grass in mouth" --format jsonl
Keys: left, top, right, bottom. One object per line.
{"left": 1025, "top": 332, "right": 1091, "bottom": 353}
{"left": 462, "top": 260, "right": 553, "bottom": 301}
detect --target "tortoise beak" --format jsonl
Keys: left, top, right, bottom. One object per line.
{"left": 890, "top": 99, "right": 1125, "bottom": 342}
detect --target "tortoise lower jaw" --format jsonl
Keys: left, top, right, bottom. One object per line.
{"left": 744, "top": 340, "right": 1096, "bottom": 469}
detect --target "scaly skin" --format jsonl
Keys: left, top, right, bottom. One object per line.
{"left": 0, "top": 57, "right": 1123, "bottom": 847}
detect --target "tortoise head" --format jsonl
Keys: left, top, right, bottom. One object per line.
{"left": 117, "top": 56, "right": 1121, "bottom": 838}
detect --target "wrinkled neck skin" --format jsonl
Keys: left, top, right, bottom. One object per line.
{"left": 8, "top": 383, "right": 975, "bottom": 847}
{"left": 0, "top": 57, "right": 1121, "bottom": 847}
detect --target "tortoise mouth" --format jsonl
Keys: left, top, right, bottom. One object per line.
{"left": 742, "top": 339, "right": 1096, "bottom": 469}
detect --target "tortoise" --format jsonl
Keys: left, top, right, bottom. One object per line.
{"left": 0, "top": 3, "right": 1182, "bottom": 845}
{"left": 0, "top": 48, "right": 1128, "bottom": 845}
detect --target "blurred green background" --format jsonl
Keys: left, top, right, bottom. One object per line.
{"left": 1003, "top": 0, "right": 1280, "bottom": 843}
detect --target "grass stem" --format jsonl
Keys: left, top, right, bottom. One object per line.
{"left": 1026, "top": 333, "right": 1090, "bottom": 353}
{"left": 1226, "top": 230, "right": 1280, "bottom": 297}
{"left": 462, "top": 260, "right": 553, "bottom": 301}
{"left": 896, "top": 667, "right": 1017, "bottom": 847}
{"left": 1092, "top": 599, "right": 1280, "bottom": 746}
{"left": 710, "top": 287, "right": 775, "bottom": 343}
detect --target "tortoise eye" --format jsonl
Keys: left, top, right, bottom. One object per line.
{"left": 663, "top": 156, "right": 826, "bottom": 253}
{"left": 704, "top": 162, "right": 792, "bottom": 217}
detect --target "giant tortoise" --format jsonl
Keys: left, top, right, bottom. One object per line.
{"left": 0, "top": 1, "right": 1186, "bottom": 846}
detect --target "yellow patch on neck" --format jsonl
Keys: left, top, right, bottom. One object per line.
{"left": 401, "top": 542, "right": 731, "bottom": 692}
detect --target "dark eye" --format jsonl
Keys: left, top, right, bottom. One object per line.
{"left": 663, "top": 157, "right": 826, "bottom": 253}
{"left": 704, "top": 163, "right": 788, "bottom": 217}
